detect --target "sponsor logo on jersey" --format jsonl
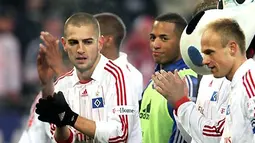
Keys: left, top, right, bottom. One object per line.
{"left": 140, "top": 101, "right": 151, "bottom": 120}
{"left": 81, "top": 89, "right": 88, "bottom": 97}
{"left": 92, "top": 97, "right": 104, "bottom": 108}
{"left": 112, "top": 106, "right": 137, "bottom": 115}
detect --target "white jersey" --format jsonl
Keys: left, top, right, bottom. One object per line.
{"left": 221, "top": 59, "right": 255, "bottom": 143}
{"left": 19, "top": 55, "right": 142, "bottom": 143}
{"left": 175, "top": 74, "right": 231, "bottom": 143}
{"left": 50, "top": 55, "right": 141, "bottom": 143}
{"left": 19, "top": 53, "right": 143, "bottom": 143}
{"left": 115, "top": 52, "right": 143, "bottom": 101}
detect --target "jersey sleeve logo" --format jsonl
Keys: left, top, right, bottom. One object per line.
{"left": 210, "top": 91, "right": 218, "bottom": 101}
{"left": 251, "top": 119, "right": 255, "bottom": 134}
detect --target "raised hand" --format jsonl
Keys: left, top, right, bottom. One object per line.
{"left": 35, "top": 91, "right": 78, "bottom": 127}
{"left": 37, "top": 48, "right": 55, "bottom": 85}
{"left": 40, "top": 31, "right": 67, "bottom": 76}
{"left": 152, "top": 70, "right": 188, "bottom": 106}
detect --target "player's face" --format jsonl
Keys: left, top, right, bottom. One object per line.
{"left": 62, "top": 24, "right": 102, "bottom": 73}
{"left": 149, "top": 21, "right": 181, "bottom": 65}
{"left": 201, "top": 30, "right": 234, "bottom": 79}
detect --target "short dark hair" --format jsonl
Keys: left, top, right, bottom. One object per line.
{"left": 64, "top": 12, "right": 100, "bottom": 37}
{"left": 155, "top": 13, "right": 187, "bottom": 38}
{"left": 205, "top": 18, "right": 246, "bottom": 54}
{"left": 94, "top": 12, "right": 126, "bottom": 49}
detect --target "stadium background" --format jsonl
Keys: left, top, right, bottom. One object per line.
{"left": 0, "top": 0, "right": 218, "bottom": 142}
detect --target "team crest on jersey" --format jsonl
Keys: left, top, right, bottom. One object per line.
{"left": 210, "top": 91, "right": 218, "bottom": 101}
{"left": 92, "top": 97, "right": 104, "bottom": 108}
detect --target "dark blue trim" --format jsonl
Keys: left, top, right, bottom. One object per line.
{"left": 154, "top": 59, "right": 189, "bottom": 72}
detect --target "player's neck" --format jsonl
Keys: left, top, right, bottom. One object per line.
{"left": 161, "top": 55, "right": 182, "bottom": 69}
{"left": 226, "top": 56, "right": 247, "bottom": 81}
{"left": 105, "top": 47, "right": 119, "bottom": 61}
{"left": 77, "top": 55, "right": 101, "bottom": 81}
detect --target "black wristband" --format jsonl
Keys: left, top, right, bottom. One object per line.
{"left": 69, "top": 111, "right": 79, "bottom": 127}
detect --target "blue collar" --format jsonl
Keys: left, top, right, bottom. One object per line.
{"left": 154, "top": 59, "right": 188, "bottom": 72}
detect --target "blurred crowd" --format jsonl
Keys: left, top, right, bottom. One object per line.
{"left": 0, "top": 0, "right": 217, "bottom": 142}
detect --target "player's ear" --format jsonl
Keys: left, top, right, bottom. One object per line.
{"left": 61, "top": 37, "right": 67, "bottom": 52}
{"left": 228, "top": 40, "right": 238, "bottom": 56}
{"left": 98, "top": 35, "right": 104, "bottom": 51}
{"left": 107, "top": 35, "right": 114, "bottom": 43}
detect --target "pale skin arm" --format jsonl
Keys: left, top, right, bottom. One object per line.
{"left": 38, "top": 31, "right": 71, "bottom": 140}
{"left": 37, "top": 48, "right": 55, "bottom": 98}
{"left": 74, "top": 116, "right": 96, "bottom": 138}
{"left": 39, "top": 31, "right": 69, "bottom": 98}
{"left": 55, "top": 126, "right": 71, "bottom": 141}
{"left": 41, "top": 82, "right": 54, "bottom": 98}
{"left": 54, "top": 116, "right": 96, "bottom": 141}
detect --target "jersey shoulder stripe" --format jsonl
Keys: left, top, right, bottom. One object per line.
{"left": 54, "top": 69, "right": 74, "bottom": 85}
{"left": 104, "top": 60, "right": 129, "bottom": 142}
{"left": 242, "top": 69, "right": 255, "bottom": 98}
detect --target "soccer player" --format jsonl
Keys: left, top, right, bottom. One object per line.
{"left": 94, "top": 12, "right": 143, "bottom": 102}
{"left": 177, "top": 74, "right": 230, "bottom": 143}
{"left": 19, "top": 12, "right": 143, "bottom": 143}
{"left": 21, "top": 12, "right": 142, "bottom": 143}
{"left": 170, "top": 3, "right": 232, "bottom": 143}
{"left": 153, "top": 18, "right": 255, "bottom": 143}
{"left": 139, "top": 13, "right": 198, "bottom": 143}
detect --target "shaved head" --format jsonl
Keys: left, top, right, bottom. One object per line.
{"left": 64, "top": 12, "right": 100, "bottom": 37}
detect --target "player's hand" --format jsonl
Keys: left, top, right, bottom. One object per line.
{"left": 152, "top": 70, "right": 188, "bottom": 106}
{"left": 35, "top": 91, "right": 78, "bottom": 127}
{"left": 37, "top": 48, "right": 55, "bottom": 85}
{"left": 40, "top": 31, "right": 67, "bottom": 76}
